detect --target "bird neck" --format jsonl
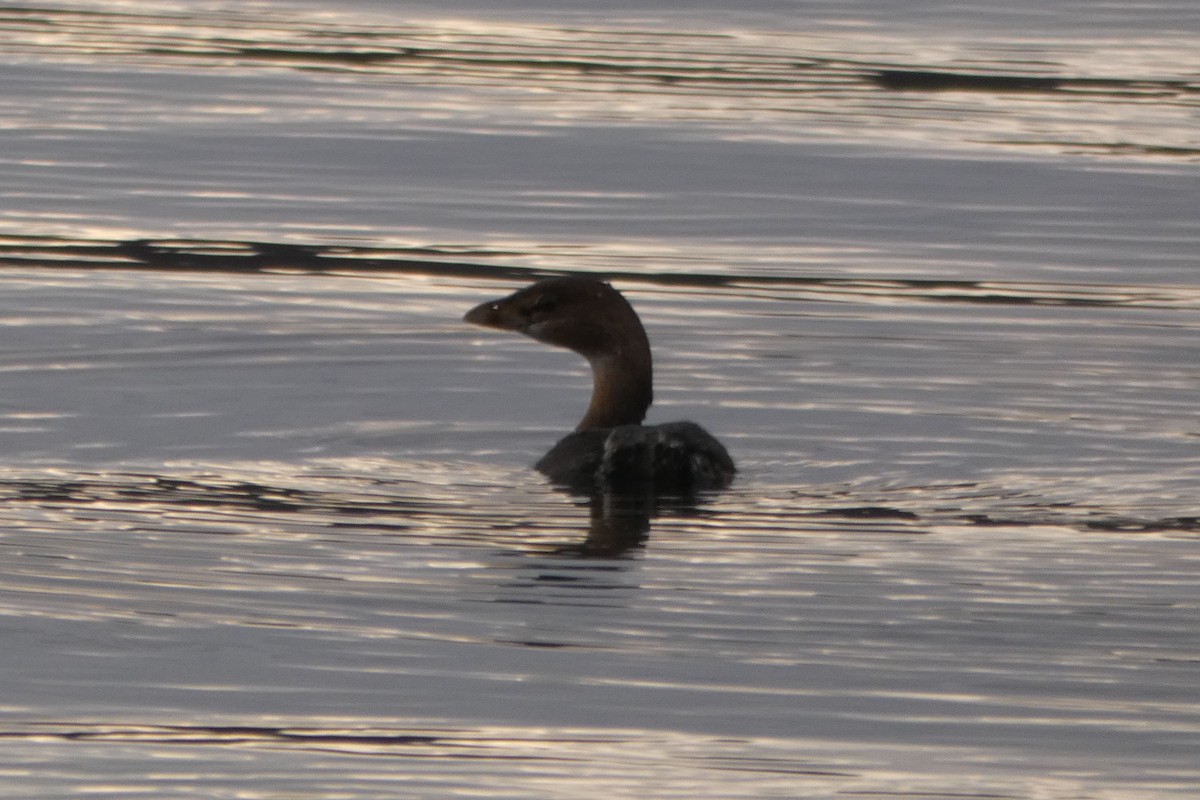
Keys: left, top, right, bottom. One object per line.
{"left": 578, "top": 346, "right": 653, "bottom": 430}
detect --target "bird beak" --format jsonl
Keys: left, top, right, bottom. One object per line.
{"left": 464, "top": 293, "right": 523, "bottom": 332}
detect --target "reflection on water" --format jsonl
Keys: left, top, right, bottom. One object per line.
{"left": 7, "top": 465, "right": 1196, "bottom": 548}
{"left": 2, "top": 1, "right": 1200, "bottom": 797}
{"left": 1, "top": 257, "right": 1197, "bottom": 800}
{"left": 1, "top": 4, "right": 1197, "bottom": 158}
{"left": 0, "top": 722, "right": 924, "bottom": 798}
{"left": 2, "top": 460, "right": 1198, "bottom": 797}
{"left": 6, "top": 234, "right": 1200, "bottom": 309}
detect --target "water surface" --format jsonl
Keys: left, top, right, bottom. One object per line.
{"left": 1, "top": 2, "right": 1198, "bottom": 797}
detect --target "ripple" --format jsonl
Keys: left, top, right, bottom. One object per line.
{"left": 2, "top": 7, "right": 1196, "bottom": 156}
{"left": 3, "top": 465, "right": 1199, "bottom": 798}
{"left": 3, "top": 4, "right": 1199, "bottom": 798}
{"left": 5, "top": 235, "right": 1200, "bottom": 310}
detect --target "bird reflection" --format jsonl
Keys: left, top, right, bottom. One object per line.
{"left": 535, "top": 485, "right": 727, "bottom": 558}
{"left": 577, "top": 489, "right": 653, "bottom": 557}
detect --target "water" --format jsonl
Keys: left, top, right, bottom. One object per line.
{"left": 1, "top": 2, "right": 1198, "bottom": 798}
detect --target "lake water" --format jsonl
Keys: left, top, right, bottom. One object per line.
{"left": 1, "top": 1, "right": 1198, "bottom": 798}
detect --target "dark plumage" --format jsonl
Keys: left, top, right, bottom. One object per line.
{"left": 464, "top": 276, "right": 735, "bottom": 494}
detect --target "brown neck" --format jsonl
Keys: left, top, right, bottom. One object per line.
{"left": 578, "top": 348, "right": 653, "bottom": 429}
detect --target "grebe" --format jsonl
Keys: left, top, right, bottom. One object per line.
{"left": 464, "top": 276, "right": 735, "bottom": 494}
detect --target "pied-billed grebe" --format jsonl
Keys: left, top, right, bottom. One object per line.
{"left": 464, "top": 276, "right": 735, "bottom": 494}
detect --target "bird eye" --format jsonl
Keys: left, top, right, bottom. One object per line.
{"left": 529, "top": 293, "right": 559, "bottom": 316}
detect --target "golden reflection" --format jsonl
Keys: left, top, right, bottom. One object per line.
{"left": 1, "top": 5, "right": 1195, "bottom": 156}
{"left": 6, "top": 234, "right": 1200, "bottom": 310}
